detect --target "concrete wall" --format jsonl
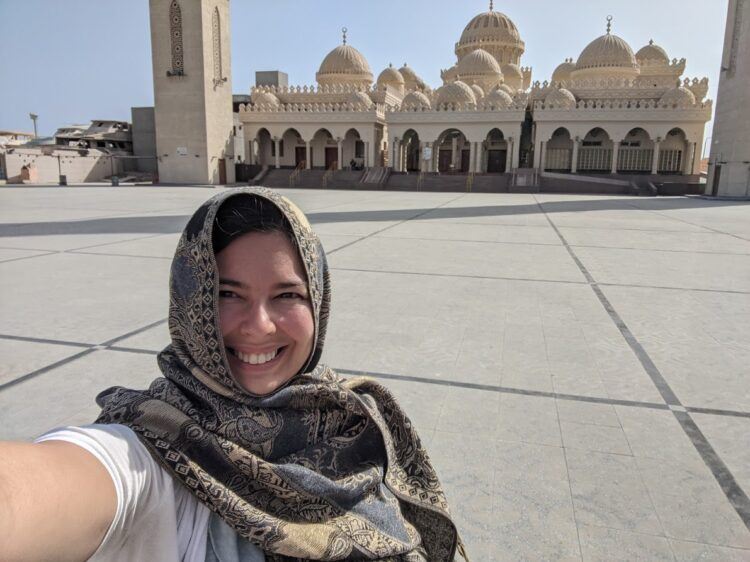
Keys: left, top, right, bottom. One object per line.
{"left": 707, "top": 0, "right": 750, "bottom": 197}
{"left": 4, "top": 148, "right": 123, "bottom": 184}
{"left": 131, "top": 107, "right": 157, "bottom": 173}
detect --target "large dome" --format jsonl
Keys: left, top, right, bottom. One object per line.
{"left": 316, "top": 43, "right": 373, "bottom": 87}
{"left": 456, "top": 4, "right": 525, "bottom": 66}
{"left": 572, "top": 23, "right": 640, "bottom": 80}
{"left": 435, "top": 80, "right": 477, "bottom": 108}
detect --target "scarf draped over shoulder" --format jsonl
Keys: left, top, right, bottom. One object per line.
{"left": 96, "top": 187, "right": 465, "bottom": 561}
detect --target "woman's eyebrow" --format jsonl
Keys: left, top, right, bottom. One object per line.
{"left": 274, "top": 281, "right": 307, "bottom": 290}
{"left": 218, "top": 278, "right": 244, "bottom": 288}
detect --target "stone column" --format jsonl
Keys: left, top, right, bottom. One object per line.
{"left": 683, "top": 142, "right": 695, "bottom": 175}
{"left": 512, "top": 135, "right": 521, "bottom": 170}
{"left": 274, "top": 138, "right": 280, "bottom": 169}
{"left": 651, "top": 140, "right": 661, "bottom": 175}
{"left": 392, "top": 138, "right": 400, "bottom": 171}
{"left": 611, "top": 141, "right": 620, "bottom": 174}
{"left": 477, "top": 142, "right": 485, "bottom": 173}
{"left": 428, "top": 142, "right": 435, "bottom": 173}
{"left": 469, "top": 141, "right": 476, "bottom": 174}
{"left": 401, "top": 143, "right": 407, "bottom": 172}
{"left": 419, "top": 142, "right": 426, "bottom": 173}
{"left": 337, "top": 138, "right": 343, "bottom": 171}
{"left": 305, "top": 140, "right": 311, "bottom": 170}
{"left": 451, "top": 137, "right": 459, "bottom": 170}
{"left": 364, "top": 141, "right": 371, "bottom": 168}
{"left": 533, "top": 138, "right": 544, "bottom": 169}
{"left": 505, "top": 138, "right": 513, "bottom": 172}
{"left": 571, "top": 138, "right": 580, "bottom": 173}
{"left": 540, "top": 141, "right": 547, "bottom": 171}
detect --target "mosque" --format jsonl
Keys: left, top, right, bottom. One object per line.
{"left": 149, "top": 0, "right": 714, "bottom": 190}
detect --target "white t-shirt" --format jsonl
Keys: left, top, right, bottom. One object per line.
{"left": 36, "top": 424, "right": 264, "bottom": 562}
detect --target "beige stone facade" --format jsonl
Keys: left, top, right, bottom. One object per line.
{"left": 239, "top": 7, "right": 712, "bottom": 178}
{"left": 149, "top": 0, "right": 234, "bottom": 185}
{"left": 707, "top": 0, "right": 750, "bottom": 197}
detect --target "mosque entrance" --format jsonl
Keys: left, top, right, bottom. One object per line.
{"left": 487, "top": 150, "right": 507, "bottom": 173}
{"left": 461, "top": 149, "right": 471, "bottom": 173}
{"left": 325, "top": 147, "right": 338, "bottom": 170}
{"left": 295, "top": 146, "right": 306, "bottom": 168}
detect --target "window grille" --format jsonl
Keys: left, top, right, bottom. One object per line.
{"left": 168, "top": 1, "right": 184, "bottom": 76}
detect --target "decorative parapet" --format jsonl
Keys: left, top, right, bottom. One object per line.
{"left": 239, "top": 101, "right": 385, "bottom": 115}
{"left": 390, "top": 96, "right": 528, "bottom": 113}
{"left": 530, "top": 76, "right": 710, "bottom": 102}
{"left": 533, "top": 98, "right": 713, "bottom": 112}
{"left": 250, "top": 83, "right": 376, "bottom": 95}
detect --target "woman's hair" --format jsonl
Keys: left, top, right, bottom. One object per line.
{"left": 212, "top": 195, "right": 296, "bottom": 255}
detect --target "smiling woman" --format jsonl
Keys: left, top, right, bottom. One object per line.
{"left": 0, "top": 187, "right": 467, "bottom": 562}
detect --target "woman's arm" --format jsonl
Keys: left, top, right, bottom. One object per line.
{"left": 0, "top": 440, "right": 116, "bottom": 562}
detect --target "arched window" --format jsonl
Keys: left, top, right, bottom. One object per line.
{"left": 212, "top": 7, "right": 224, "bottom": 85}
{"left": 168, "top": 1, "right": 184, "bottom": 76}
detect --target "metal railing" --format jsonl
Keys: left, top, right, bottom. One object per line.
{"left": 289, "top": 161, "right": 305, "bottom": 187}
{"left": 322, "top": 161, "right": 337, "bottom": 188}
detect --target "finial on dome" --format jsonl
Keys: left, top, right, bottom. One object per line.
{"left": 649, "top": 39, "right": 654, "bottom": 45}
{"left": 489, "top": 0, "right": 494, "bottom": 11}
{"left": 606, "top": 15, "right": 613, "bottom": 34}
{"left": 342, "top": 27, "right": 347, "bottom": 45}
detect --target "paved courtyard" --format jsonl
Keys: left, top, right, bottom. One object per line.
{"left": 1, "top": 185, "right": 749, "bottom": 561}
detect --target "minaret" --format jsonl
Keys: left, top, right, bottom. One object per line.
{"left": 149, "top": 0, "right": 234, "bottom": 184}
{"left": 707, "top": 0, "right": 750, "bottom": 197}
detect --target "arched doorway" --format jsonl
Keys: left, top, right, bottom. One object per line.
{"left": 545, "top": 128, "right": 573, "bottom": 172}
{"left": 485, "top": 128, "right": 508, "bottom": 173}
{"left": 311, "top": 128, "right": 335, "bottom": 169}
{"left": 402, "top": 129, "right": 421, "bottom": 172}
{"left": 343, "top": 128, "right": 364, "bottom": 170}
{"left": 617, "top": 128, "right": 654, "bottom": 173}
{"left": 281, "top": 128, "right": 303, "bottom": 168}
{"left": 435, "top": 128, "right": 469, "bottom": 173}
{"left": 254, "top": 128, "right": 273, "bottom": 167}
{"left": 578, "top": 128, "right": 613, "bottom": 173}
{"left": 659, "top": 128, "right": 688, "bottom": 174}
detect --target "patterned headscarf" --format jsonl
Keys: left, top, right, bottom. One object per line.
{"left": 96, "top": 187, "right": 465, "bottom": 561}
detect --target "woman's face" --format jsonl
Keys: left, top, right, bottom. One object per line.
{"left": 216, "top": 230, "right": 315, "bottom": 395}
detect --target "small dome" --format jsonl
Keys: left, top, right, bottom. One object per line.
{"left": 484, "top": 86, "right": 514, "bottom": 109}
{"left": 377, "top": 64, "right": 405, "bottom": 87}
{"left": 659, "top": 85, "right": 696, "bottom": 107}
{"left": 552, "top": 58, "right": 576, "bottom": 83}
{"left": 636, "top": 40, "right": 669, "bottom": 64}
{"left": 544, "top": 87, "right": 577, "bottom": 108}
{"left": 316, "top": 43, "right": 373, "bottom": 86}
{"left": 471, "top": 84, "right": 485, "bottom": 99}
{"left": 435, "top": 80, "right": 477, "bottom": 107}
{"left": 347, "top": 91, "right": 374, "bottom": 108}
{"left": 251, "top": 90, "right": 280, "bottom": 106}
{"left": 442, "top": 64, "right": 459, "bottom": 83}
{"left": 456, "top": 48, "right": 503, "bottom": 77}
{"left": 399, "top": 63, "right": 427, "bottom": 90}
{"left": 401, "top": 90, "right": 432, "bottom": 110}
{"left": 575, "top": 30, "right": 639, "bottom": 76}
{"left": 497, "top": 83, "right": 516, "bottom": 95}
{"left": 501, "top": 63, "right": 524, "bottom": 89}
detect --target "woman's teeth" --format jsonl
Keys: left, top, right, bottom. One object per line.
{"left": 234, "top": 348, "right": 280, "bottom": 365}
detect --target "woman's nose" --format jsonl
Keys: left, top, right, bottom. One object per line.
{"left": 239, "top": 302, "right": 276, "bottom": 336}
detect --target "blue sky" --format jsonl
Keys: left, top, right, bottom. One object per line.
{"left": 0, "top": 0, "right": 729, "bottom": 152}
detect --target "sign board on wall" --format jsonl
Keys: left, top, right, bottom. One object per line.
{"left": 177, "top": 147, "right": 188, "bottom": 156}
{"left": 422, "top": 147, "right": 432, "bottom": 161}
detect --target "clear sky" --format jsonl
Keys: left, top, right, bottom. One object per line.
{"left": 0, "top": 0, "right": 729, "bottom": 153}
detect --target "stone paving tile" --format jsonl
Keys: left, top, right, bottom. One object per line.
{"left": 0, "top": 232, "right": 171, "bottom": 252}
{"left": 559, "top": 421, "right": 633, "bottom": 455}
{"left": 377, "top": 221, "right": 562, "bottom": 246}
{"left": 0, "top": 248, "right": 53, "bottom": 262}
{"left": 493, "top": 441, "right": 581, "bottom": 561}
{"left": 0, "top": 350, "right": 157, "bottom": 441}
{"left": 635, "top": 456, "right": 750, "bottom": 548}
{"left": 496, "top": 394, "right": 562, "bottom": 447}
{"left": 577, "top": 525, "right": 675, "bottom": 561}
{"left": 0, "top": 252, "right": 169, "bottom": 343}
{"left": 112, "top": 322, "right": 169, "bottom": 352}
{"left": 691, "top": 414, "right": 750, "bottom": 495}
{"left": 669, "top": 539, "right": 750, "bottom": 561}
{"left": 70, "top": 233, "right": 180, "bottom": 259}
{"left": 565, "top": 449, "right": 664, "bottom": 535}
{"left": 555, "top": 400, "right": 620, "bottom": 428}
{"left": 0, "top": 339, "right": 88, "bottom": 386}
{"left": 330, "top": 236, "right": 586, "bottom": 283}
{"left": 436, "top": 387, "right": 501, "bottom": 437}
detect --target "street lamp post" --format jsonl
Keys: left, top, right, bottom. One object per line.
{"left": 29, "top": 114, "right": 39, "bottom": 139}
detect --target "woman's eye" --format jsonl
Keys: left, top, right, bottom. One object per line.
{"left": 278, "top": 292, "right": 302, "bottom": 300}
{"left": 219, "top": 289, "right": 239, "bottom": 299}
